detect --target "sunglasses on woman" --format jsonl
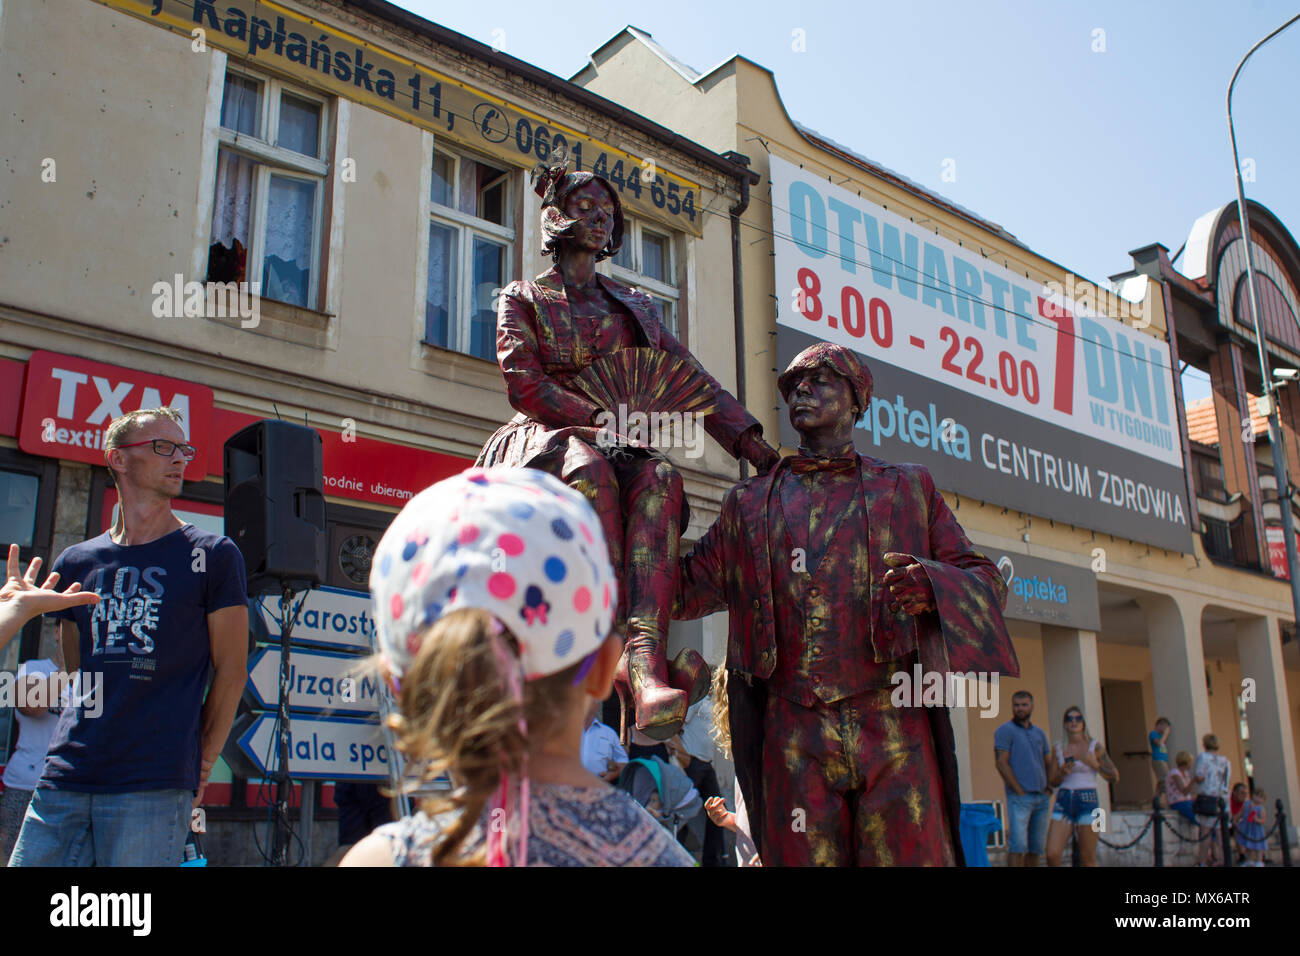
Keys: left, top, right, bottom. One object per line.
{"left": 1065, "top": 714, "right": 1083, "bottom": 723}
{"left": 116, "top": 438, "right": 198, "bottom": 460}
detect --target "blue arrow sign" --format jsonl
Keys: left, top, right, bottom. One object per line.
{"left": 256, "top": 585, "right": 376, "bottom": 651}
{"left": 236, "top": 714, "right": 390, "bottom": 781}
{"left": 245, "top": 647, "right": 382, "bottom": 716}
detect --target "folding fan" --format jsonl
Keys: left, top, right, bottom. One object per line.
{"left": 572, "top": 348, "right": 717, "bottom": 417}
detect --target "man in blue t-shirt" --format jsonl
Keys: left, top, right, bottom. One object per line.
{"left": 994, "top": 690, "right": 1051, "bottom": 866}
{"left": 10, "top": 407, "right": 248, "bottom": 867}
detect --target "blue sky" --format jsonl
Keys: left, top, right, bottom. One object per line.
{"left": 397, "top": 1, "right": 1300, "bottom": 401}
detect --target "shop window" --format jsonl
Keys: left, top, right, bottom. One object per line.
{"left": 207, "top": 68, "right": 330, "bottom": 311}
{"left": 0, "top": 471, "right": 39, "bottom": 548}
{"left": 610, "top": 218, "right": 680, "bottom": 337}
{"left": 423, "top": 148, "right": 516, "bottom": 361}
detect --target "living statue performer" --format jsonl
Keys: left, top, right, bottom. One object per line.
{"left": 476, "top": 166, "right": 780, "bottom": 740}
{"left": 674, "top": 342, "right": 1020, "bottom": 864}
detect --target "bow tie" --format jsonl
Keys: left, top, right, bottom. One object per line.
{"left": 790, "top": 455, "right": 857, "bottom": 475}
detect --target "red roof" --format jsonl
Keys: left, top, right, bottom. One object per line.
{"left": 1185, "top": 395, "right": 1267, "bottom": 446}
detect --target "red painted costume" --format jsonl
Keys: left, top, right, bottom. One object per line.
{"left": 675, "top": 345, "right": 1020, "bottom": 865}
{"left": 477, "top": 168, "right": 777, "bottom": 738}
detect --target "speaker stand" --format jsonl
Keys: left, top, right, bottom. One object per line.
{"left": 270, "top": 585, "right": 302, "bottom": 866}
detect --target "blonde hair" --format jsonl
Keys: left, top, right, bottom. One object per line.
{"left": 387, "top": 607, "right": 583, "bottom": 867}
{"left": 1174, "top": 750, "right": 1192, "bottom": 768}
{"left": 709, "top": 664, "right": 731, "bottom": 760}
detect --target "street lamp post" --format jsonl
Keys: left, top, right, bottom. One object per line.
{"left": 1226, "top": 13, "right": 1300, "bottom": 626}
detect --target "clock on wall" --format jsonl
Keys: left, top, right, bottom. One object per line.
{"left": 337, "top": 533, "right": 377, "bottom": 588}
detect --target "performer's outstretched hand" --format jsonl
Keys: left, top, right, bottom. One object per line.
{"left": 883, "top": 552, "right": 936, "bottom": 616}
{"left": 735, "top": 426, "right": 780, "bottom": 475}
{"left": 0, "top": 543, "right": 100, "bottom": 651}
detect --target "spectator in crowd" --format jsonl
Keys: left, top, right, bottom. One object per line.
{"left": 1235, "top": 789, "right": 1268, "bottom": 866}
{"left": 10, "top": 409, "right": 248, "bottom": 867}
{"left": 666, "top": 696, "right": 725, "bottom": 866}
{"left": 1, "top": 656, "right": 64, "bottom": 865}
{"left": 335, "top": 781, "right": 395, "bottom": 849}
{"left": 994, "top": 690, "right": 1051, "bottom": 867}
{"left": 1230, "top": 781, "right": 1249, "bottom": 863}
{"left": 1148, "top": 717, "right": 1171, "bottom": 804}
{"left": 341, "top": 468, "right": 693, "bottom": 867}
{"left": 1163, "top": 751, "right": 1198, "bottom": 825}
{"left": 580, "top": 698, "right": 626, "bottom": 782}
{"left": 1193, "top": 733, "right": 1231, "bottom": 867}
{"left": 705, "top": 664, "right": 759, "bottom": 867}
{"left": 1045, "top": 706, "right": 1119, "bottom": 867}
{"left": 0, "top": 545, "right": 98, "bottom": 652}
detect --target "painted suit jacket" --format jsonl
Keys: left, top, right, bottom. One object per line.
{"left": 493, "top": 265, "right": 759, "bottom": 455}
{"left": 674, "top": 453, "right": 1021, "bottom": 860}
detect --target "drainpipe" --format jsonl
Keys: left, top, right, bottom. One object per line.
{"left": 723, "top": 151, "right": 752, "bottom": 480}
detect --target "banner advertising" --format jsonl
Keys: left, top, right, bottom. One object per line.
{"left": 93, "top": 0, "right": 704, "bottom": 236}
{"left": 770, "top": 156, "right": 1193, "bottom": 552}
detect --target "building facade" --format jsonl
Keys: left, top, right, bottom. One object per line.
{"left": 0, "top": 0, "right": 756, "bottom": 862}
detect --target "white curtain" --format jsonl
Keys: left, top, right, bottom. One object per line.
{"left": 211, "top": 149, "right": 255, "bottom": 247}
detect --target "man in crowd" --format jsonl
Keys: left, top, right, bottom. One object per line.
{"left": 994, "top": 690, "right": 1052, "bottom": 866}
{"left": 10, "top": 407, "right": 248, "bottom": 866}
{"left": 675, "top": 343, "right": 1018, "bottom": 865}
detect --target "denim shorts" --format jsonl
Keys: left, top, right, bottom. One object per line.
{"left": 1005, "top": 791, "right": 1050, "bottom": 855}
{"left": 8, "top": 788, "right": 192, "bottom": 867}
{"left": 1052, "top": 787, "right": 1099, "bottom": 825}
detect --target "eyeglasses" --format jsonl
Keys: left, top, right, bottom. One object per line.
{"left": 116, "top": 439, "right": 198, "bottom": 460}
{"left": 1065, "top": 714, "right": 1083, "bottom": 723}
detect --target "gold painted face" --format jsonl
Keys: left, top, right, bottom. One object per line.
{"left": 562, "top": 180, "right": 616, "bottom": 253}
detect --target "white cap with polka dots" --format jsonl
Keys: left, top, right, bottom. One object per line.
{"left": 369, "top": 467, "right": 617, "bottom": 680}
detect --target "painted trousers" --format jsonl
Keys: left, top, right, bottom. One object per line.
{"left": 759, "top": 687, "right": 956, "bottom": 866}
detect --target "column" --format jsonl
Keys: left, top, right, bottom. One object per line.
{"left": 1235, "top": 614, "right": 1300, "bottom": 844}
{"left": 1137, "top": 593, "right": 1213, "bottom": 759}
{"left": 1209, "top": 338, "right": 1266, "bottom": 566}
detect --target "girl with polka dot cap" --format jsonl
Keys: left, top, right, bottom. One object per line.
{"left": 341, "top": 468, "right": 693, "bottom": 867}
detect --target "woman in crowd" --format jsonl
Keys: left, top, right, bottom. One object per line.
{"left": 1194, "top": 733, "right": 1231, "bottom": 866}
{"left": 1045, "top": 706, "right": 1119, "bottom": 866}
{"left": 340, "top": 468, "right": 693, "bottom": 867}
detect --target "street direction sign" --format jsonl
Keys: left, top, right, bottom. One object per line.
{"left": 236, "top": 714, "right": 390, "bottom": 781}
{"left": 245, "top": 647, "right": 381, "bottom": 717}
{"left": 254, "top": 585, "right": 376, "bottom": 652}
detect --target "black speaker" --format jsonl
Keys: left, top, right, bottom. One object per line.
{"left": 224, "top": 420, "right": 327, "bottom": 594}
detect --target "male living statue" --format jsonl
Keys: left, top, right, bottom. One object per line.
{"left": 477, "top": 167, "right": 780, "bottom": 740}
{"left": 675, "top": 343, "right": 1021, "bottom": 865}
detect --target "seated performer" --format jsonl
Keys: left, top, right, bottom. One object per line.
{"left": 674, "top": 342, "right": 1020, "bottom": 865}
{"left": 477, "top": 166, "right": 778, "bottom": 739}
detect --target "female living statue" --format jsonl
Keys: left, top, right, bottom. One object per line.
{"left": 476, "top": 166, "right": 779, "bottom": 739}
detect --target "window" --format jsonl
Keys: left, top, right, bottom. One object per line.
{"left": 0, "top": 471, "right": 38, "bottom": 548}
{"left": 206, "top": 69, "right": 330, "bottom": 311}
{"left": 424, "top": 148, "right": 516, "bottom": 361}
{"left": 609, "top": 219, "right": 680, "bottom": 337}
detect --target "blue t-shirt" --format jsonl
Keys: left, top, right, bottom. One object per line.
{"left": 41, "top": 525, "right": 247, "bottom": 793}
{"left": 994, "top": 719, "right": 1050, "bottom": 794}
{"left": 1149, "top": 730, "right": 1168, "bottom": 762}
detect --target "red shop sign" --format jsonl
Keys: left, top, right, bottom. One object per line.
{"left": 18, "top": 351, "right": 214, "bottom": 481}
{"left": 207, "top": 408, "right": 471, "bottom": 506}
